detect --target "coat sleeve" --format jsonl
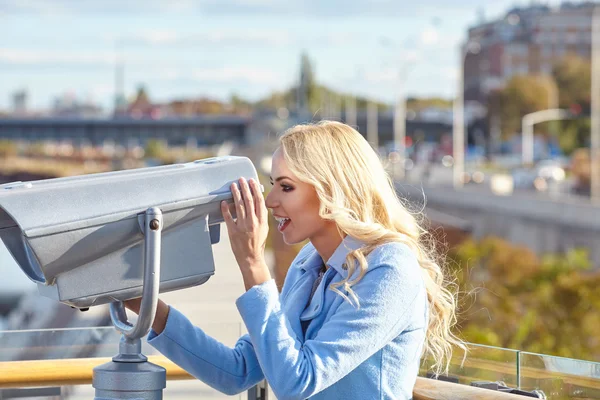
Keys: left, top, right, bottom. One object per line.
{"left": 235, "top": 256, "right": 425, "bottom": 400}
{"left": 145, "top": 245, "right": 314, "bottom": 395}
{"left": 147, "top": 307, "right": 265, "bottom": 395}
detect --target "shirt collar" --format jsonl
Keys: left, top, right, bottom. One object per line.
{"left": 298, "top": 236, "right": 365, "bottom": 278}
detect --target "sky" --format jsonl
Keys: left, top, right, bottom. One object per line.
{"left": 0, "top": 0, "right": 568, "bottom": 112}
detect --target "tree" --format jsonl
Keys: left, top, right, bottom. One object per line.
{"left": 144, "top": 139, "right": 166, "bottom": 159}
{"left": 133, "top": 84, "right": 150, "bottom": 107}
{"left": 449, "top": 237, "right": 600, "bottom": 361}
{"left": 552, "top": 55, "right": 591, "bottom": 113}
{"left": 552, "top": 55, "right": 592, "bottom": 153}
{"left": 406, "top": 97, "right": 452, "bottom": 110}
{"left": 497, "top": 75, "right": 557, "bottom": 139}
{"left": 299, "top": 52, "right": 317, "bottom": 113}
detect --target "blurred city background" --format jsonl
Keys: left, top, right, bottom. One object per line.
{"left": 1, "top": 0, "right": 600, "bottom": 398}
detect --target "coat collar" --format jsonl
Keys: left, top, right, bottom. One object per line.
{"left": 297, "top": 236, "right": 365, "bottom": 278}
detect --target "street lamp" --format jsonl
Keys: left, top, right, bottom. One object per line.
{"left": 392, "top": 64, "right": 416, "bottom": 180}
{"left": 378, "top": 38, "right": 420, "bottom": 181}
{"left": 345, "top": 95, "right": 358, "bottom": 127}
{"left": 522, "top": 109, "right": 570, "bottom": 165}
{"left": 367, "top": 99, "right": 379, "bottom": 149}
{"left": 591, "top": 5, "right": 600, "bottom": 202}
{"left": 113, "top": 38, "right": 127, "bottom": 116}
{"left": 453, "top": 40, "right": 481, "bottom": 189}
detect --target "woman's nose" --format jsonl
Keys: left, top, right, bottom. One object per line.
{"left": 264, "top": 190, "right": 276, "bottom": 209}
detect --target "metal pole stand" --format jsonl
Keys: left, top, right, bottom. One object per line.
{"left": 93, "top": 208, "right": 167, "bottom": 400}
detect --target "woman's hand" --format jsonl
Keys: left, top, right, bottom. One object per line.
{"left": 124, "top": 297, "right": 170, "bottom": 335}
{"left": 221, "top": 177, "right": 271, "bottom": 291}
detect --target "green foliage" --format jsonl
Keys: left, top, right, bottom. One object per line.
{"left": 245, "top": 53, "right": 393, "bottom": 113}
{"left": 450, "top": 237, "right": 600, "bottom": 361}
{"left": 490, "top": 55, "right": 592, "bottom": 154}
{"left": 0, "top": 140, "right": 17, "bottom": 157}
{"left": 406, "top": 97, "right": 452, "bottom": 110}
{"left": 144, "top": 139, "right": 166, "bottom": 159}
{"left": 497, "top": 75, "right": 556, "bottom": 139}
{"left": 552, "top": 55, "right": 592, "bottom": 153}
{"left": 134, "top": 84, "right": 150, "bottom": 104}
{"left": 552, "top": 55, "right": 591, "bottom": 112}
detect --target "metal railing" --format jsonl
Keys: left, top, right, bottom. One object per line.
{"left": 0, "top": 356, "right": 529, "bottom": 400}
{"left": 1, "top": 326, "right": 599, "bottom": 399}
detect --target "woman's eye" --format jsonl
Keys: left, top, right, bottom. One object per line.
{"left": 281, "top": 184, "right": 293, "bottom": 192}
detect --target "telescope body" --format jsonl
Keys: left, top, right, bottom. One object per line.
{"left": 0, "top": 156, "right": 258, "bottom": 308}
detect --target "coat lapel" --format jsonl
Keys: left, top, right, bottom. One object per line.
{"left": 282, "top": 249, "right": 324, "bottom": 340}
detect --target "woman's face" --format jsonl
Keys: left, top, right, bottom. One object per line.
{"left": 265, "top": 148, "right": 335, "bottom": 245}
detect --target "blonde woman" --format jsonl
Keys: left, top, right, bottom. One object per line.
{"left": 127, "top": 121, "right": 463, "bottom": 399}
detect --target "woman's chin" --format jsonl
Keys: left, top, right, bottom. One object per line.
{"left": 282, "top": 231, "right": 305, "bottom": 246}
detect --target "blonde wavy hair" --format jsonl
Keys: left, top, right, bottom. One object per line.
{"left": 278, "top": 120, "right": 465, "bottom": 375}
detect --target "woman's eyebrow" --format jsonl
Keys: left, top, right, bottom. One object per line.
{"left": 272, "top": 176, "right": 293, "bottom": 182}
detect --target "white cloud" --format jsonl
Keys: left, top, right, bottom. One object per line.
{"left": 440, "top": 66, "right": 458, "bottom": 80}
{"left": 126, "top": 29, "right": 292, "bottom": 47}
{"left": 420, "top": 27, "right": 439, "bottom": 45}
{"left": 0, "top": 0, "right": 198, "bottom": 15}
{"left": 90, "top": 84, "right": 116, "bottom": 97}
{"left": 125, "top": 30, "right": 366, "bottom": 49}
{"left": 0, "top": 48, "right": 115, "bottom": 65}
{"left": 134, "top": 31, "right": 181, "bottom": 45}
{"left": 0, "top": 0, "right": 521, "bottom": 19}
{"left": 0, "top": 0, "right": 432, "bottom": 17}
{"left": 156, "top": 66, "right": 283, "bottom": 85}
{"left": 191, "top": 67, "right": 283, "bottom": 85}
{"left": 363, "top": 67, "right": 399, "bottom": 84}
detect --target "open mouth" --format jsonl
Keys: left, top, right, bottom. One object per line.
{"left": 275, "top": 216, "right": 291, "bottom": 232}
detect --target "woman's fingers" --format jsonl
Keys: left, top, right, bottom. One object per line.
{"left": 221, "top": 200, "right": 235, "bottom": 231}
{"left": 123, "top": 298, "right": 142, "bottom": 314}
{"left": 231, "top": 182, "right": 246, "bottom": 221}
{"left": 239, "top": 178, "right": 255, "bottom": 222}
{"left": 250, "top": 178, "right": 267, "bottom": 223}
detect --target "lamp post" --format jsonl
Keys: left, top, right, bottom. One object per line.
{"left": 393, "top": 64, "right": 414, "bottom": 180}
{"left": 367, "top": 100, "right": 379, "bottom": 149}
{"left": 545, "top": 80, "right": 559, "bottom": 111}
{"left": 453, "top": 41, "right": 481, "bottom": 189}
{"left": 379, "top": 23, "right": 439, "bottom": 181}
{"left": 113, "top": 38, "right": 127, "bottom": 116}
{"left": 522, "top": 109, "right": 570, "bottom": 165}
{"left": 591, "top": 5, "right": 600, "bottom": 202}
{"left": 345, "top": 95, "right": 357, "bottom": 127}
{"left": 540, "top": 77, "right": 559, "bottom": 139}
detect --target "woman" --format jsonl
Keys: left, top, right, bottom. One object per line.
{"left": 127, "top": 121, "right": 463, "bottom": 399}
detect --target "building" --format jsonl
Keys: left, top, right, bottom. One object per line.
{"left": 0, "top": 116, "right": 250, "bottom": 147}
{"left": 464, "top": 2, "right": 595, "bottom": 102}
{"left": 12, "top": 90, "right": 28, "bottom": 115}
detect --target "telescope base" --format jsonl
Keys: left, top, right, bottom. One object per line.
{"left": 93, "top": 359, "right": 166, "bottom": 400}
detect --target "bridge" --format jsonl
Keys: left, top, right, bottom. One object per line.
{"left": 396, "top": 182, "right": 600, "bottom": 265}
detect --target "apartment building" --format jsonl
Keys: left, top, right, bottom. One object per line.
{"left": 464, "top": 2, "right": 595, "bottom": 102}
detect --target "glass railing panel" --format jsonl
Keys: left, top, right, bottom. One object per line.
{"left": 0, "top": 323, "right": 247, "bottom": 399}
{"left": 420, "top": 343, "right": 519, "bottom": 388}
{"left": 519, "top": 352, "right": 600, "bottom": 400}
{"left": 0, "top": 322, "right": 246, "bottom": 361}
{"left": 0, "top": 326, "right": 121, "bottom": 361}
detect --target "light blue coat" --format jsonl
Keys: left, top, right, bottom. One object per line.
{"left": 148, "top": 236, "right": 428, "bottom": 399}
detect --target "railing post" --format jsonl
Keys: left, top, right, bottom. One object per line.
{"left": 247, "top": 380, "right": 269, "bottom": 400}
